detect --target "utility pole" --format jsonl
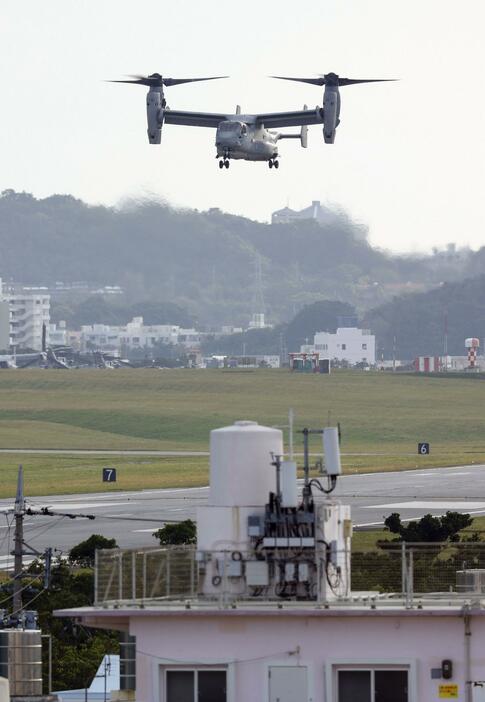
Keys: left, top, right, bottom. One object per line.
{"left": 8, "top": 465, "right": 95, "bottom": 618}
{"left": 13, "top": 465, "right": 25, "bottom": 612}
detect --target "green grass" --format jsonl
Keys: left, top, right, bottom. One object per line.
{"left": 1, "top": 368, "right": 485, "bottom": 495}
{"left": 0, "top": 454, "right": 209, "bottom": 498}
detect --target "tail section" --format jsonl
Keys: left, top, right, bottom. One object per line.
{"left": 301, "top": 105, "right": 308, "bottom": 148}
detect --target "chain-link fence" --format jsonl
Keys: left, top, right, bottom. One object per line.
{"left": 95, "top": 542, "right": 485, "bottom": 606}
{"left": 95, "top": 547, "right": 198, "bottom": 604}
{"left": 352, "top": 540, "right": 485, "bottom": 603}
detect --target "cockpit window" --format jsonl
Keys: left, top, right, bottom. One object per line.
{"left": 219, "top": 121, "right": 242, "bottom": 133}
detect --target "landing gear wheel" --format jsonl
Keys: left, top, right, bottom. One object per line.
{"left": 219, "top": 160, "right": 224, "bottom": 169}
{"left": 224, "top": 160, "right": 230, "bottom": 169}
{"left": 274, "top": 160, "right": 279, "bottom": 169}
{"left": 268, "top": 160, "right": 273, "bottom": 169}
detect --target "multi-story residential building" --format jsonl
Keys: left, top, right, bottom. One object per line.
{"left": 80, "top": 317, "right": 201, "bottom": 353}
{"left": 0, "top": 279, "right": 9, "bottom": 350}
{"left": 300, "top": 326, "right": 376, "bottom": 366}
{"left": 0, "top": 302, "right": 9, "bottom": 350}
{"left": 7, "top": 288, "right": 50, "bottom": 351}
{"left": 0, "top": 277, "right": 50, "bottom": 350}
{"left": 48, "top": 321, "right": 68, "bottom": 347}
{"left": 176, "top": 328, "right": 201, "bottom": 348}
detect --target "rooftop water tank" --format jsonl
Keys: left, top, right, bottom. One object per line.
{"left": 0, "top": 677, "right": 8, "bottom": 702}
{"left": 209, "top": 421, "right": 283, "bottom": 507}
{"left": 0, "top": 629, "right": 42, "bottom": 697}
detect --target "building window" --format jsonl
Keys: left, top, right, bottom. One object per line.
{"left": 337, "top": 668, "right": 408, "bottom": 702}
{"left": 341, "top": 344, "right": 346, "bottom": 351}
{"left": 362, "top": 344, "right": 367, "bottom": 350}
{"left": 166, "top": 669, "right": 226, "bottom": 702}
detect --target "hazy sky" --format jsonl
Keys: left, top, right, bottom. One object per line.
{"left": 1, "top": 0, "right": 484, "bottom": 252}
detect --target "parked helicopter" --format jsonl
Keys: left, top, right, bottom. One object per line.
{"left": 109, "top": 72, "right": 395, "bottom": 168}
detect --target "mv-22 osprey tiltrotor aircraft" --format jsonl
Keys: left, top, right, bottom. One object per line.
{"left": 110, "top": 72, "right": 395, "bottom": 169}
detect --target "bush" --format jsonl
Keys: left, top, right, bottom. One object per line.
{"left": 153, "top": 520, "right": 196, "bottom": 545}
{"left": 68, "top": 534, "right": 118, "bottom": 567}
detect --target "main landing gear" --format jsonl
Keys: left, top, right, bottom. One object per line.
{"left": 219, "top": 159, "right": 230, "bottom": 169}
{"left": 268, "top": 159, "right": 279, "bottom": 169}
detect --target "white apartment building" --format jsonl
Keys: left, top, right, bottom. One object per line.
{"left": 0, "top": 302, "right": 9, "bottom": 350}
{"left": 248, "top": 313, "right": 271, "bottom": 330}
{"left": 48, "top": 321, "right": 68, "bottom": 347}
{"left": 9, "top": 293, "right": 50, "bottom": 351}
{"left": 81, "top": 317, "right": 201, "bottom": 352}
{"left": 301, "top": 327, "right": 376, "bottom": 365}
{"left": 0, "top": 278, "right": 51, "bottom": 351}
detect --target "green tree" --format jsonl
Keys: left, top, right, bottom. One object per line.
{"left": 384, "top": 511, "right": 472, "bottom": 542}
{"left": 68, "top": 534, "right": 118, "bottom": 567}
{"left": 153, "top": 519, "right": 197, "bottom": 545}
{"left": 18, "top": 535, "right": 121, "bottom": 693}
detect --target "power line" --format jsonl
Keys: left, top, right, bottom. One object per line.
{"left": 8, "top": 588, "right": 46, "bottom": 619}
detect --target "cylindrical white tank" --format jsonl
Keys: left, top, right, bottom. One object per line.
{"left": 209, "top": 421, "right": 283, "bottom": 506}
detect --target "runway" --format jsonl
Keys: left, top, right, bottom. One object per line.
{"left": 0, "top": 463, "right": 484, "bottom": 568}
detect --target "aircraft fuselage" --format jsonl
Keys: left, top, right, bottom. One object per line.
{"left": 215, "top": 120, "right": 278, "bottom": 161}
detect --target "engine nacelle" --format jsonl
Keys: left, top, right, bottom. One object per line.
{"left": 322, "top": 85, "right": 341, "bottom": 144}
{"left": 146, "top": 88, "right": 164, "bottom": 144}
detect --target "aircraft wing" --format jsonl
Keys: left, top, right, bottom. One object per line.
{"left": 254, "top": 108, "right": 323, "bottom": 128}
{"left": 164, "top": 109, "right": 228, "bottom": 128}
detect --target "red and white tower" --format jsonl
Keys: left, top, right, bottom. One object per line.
{"left": 465, "top": 337, "right": 480, "bottom": 369}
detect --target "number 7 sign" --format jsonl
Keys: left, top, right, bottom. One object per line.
{"left": 103, "top": 468, "right": 117, "bottom": 482}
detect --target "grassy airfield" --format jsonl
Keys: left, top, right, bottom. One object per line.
{"left": 0, "top": 368, "right": 484, "bottom": 496}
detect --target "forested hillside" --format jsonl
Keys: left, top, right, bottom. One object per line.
{"left": 364, "top": 275, "right": 485, "bottom": 358}
{"left": 0, "top": 189, "right": 479, "bottom": 327}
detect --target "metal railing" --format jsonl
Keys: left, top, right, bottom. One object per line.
{"left": 95, "top": 547, "right": 198, "bottom": 604}
{"left": 94, "top": 541, "right": 485, "bottom": 608}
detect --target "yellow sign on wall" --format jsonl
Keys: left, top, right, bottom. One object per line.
{"left": 439, "top": 684, "right": 459, "bottom": 698}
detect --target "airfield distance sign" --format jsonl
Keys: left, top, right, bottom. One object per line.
{"left": 102, "top": 467, "right": 117, "bottom": 483}
{"left": 418, "top": 442, "right": 430, "bottom": 455}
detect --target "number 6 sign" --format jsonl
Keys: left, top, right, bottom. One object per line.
{"left": 418, "top": 443, "right": 430, "bottom": 455}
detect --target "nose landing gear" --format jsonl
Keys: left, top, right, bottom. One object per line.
{"left": 268, "top": 158, "right": 279, "bottom": 169}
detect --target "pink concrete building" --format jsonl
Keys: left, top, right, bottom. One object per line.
{"left": 62, "top": 600, "right": 485, "bottom": 702}
{"left": 57, "top": 421, "right": 485, "bottom": 702}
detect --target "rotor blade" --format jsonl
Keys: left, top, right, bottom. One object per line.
{"left": 106, "top": 77, "right": 161, "bottom": 87}
{"left": 271, "top": 76, "right": 325, "bottom": 86}
{"left": 338, "top": 78, "right": 398, "bottom": 86}
{"left": 272, "top": 75, "right": 397, "bottom": 87}
{"left": 107, "top": 74, "right": 228, "bottom": 88}
{"left": 163, "top": 76, "right": 228, "bottom": 86}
